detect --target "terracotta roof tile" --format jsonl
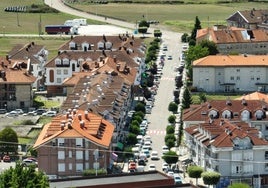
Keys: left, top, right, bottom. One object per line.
{"left": 235, "top": 91, "right": 268, "bottom": 104}
{"left": 193, "top": 55, "right": 268, "bottom": 67}
{"left": 33, "top": 109, "right": 114, "bottom": 149}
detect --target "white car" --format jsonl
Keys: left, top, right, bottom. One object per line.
{"left": 5, "top": 111, "right": 19, "bottom": 117}
{"left": 162, "top": 162, "right": 169, "bottom": 171}
{"left": 167, "top": 171, "right": 174, "bottom": 177}
{"left": 143, "top": 141, "right": 152, "bottom": 150}
{"left": 42, "top": 111, "right": 57, "bottom": 117}
{"left": 162, "top": 145, "right": 169, "bottom": 154}
{"left": 148, "top": 164, "right": 156, "bottom": 171}
{"left": 151, "top": 151, "right": 159, "bottom": 160}
{"left": 143, "top": 135, "right": 152, "bottom": 143}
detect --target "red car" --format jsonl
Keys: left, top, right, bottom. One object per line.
{"left": 128, "top": 162, "right": 136, "bottom": 170}
{"left": 3, "top": 155, "right": 11, "bottom": 162}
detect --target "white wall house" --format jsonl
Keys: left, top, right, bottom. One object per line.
{"left": 192, "top": 55, "right": 268, "bottom": 93}
{"left": 185, "top": 119, "right": 268, "bottom": 187}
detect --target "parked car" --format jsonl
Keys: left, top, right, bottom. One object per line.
{"left": 42, "top": 111, "right": 57, "bottom": 117}
{"left": 128, "top": 161, "right": 136, "bottom": 170}
{"left": 162, "top": 145, "right": 169, "bottom": 154}
{"left": 0, "top": 109, "right": 7, "bottom": 114}
{"left": 148, "top": 164, "right": 156, "bottom": 171}
{"left": 162, "top": 162, "right": 169, "bottom": 171}
{"left": 23, "top": 111, "right": 37, "bottom": 116}
{"left": 174, "top": 174, "right": 182, "bottom": 185}
{"left": 138, "top": 159, "right": 146, "bottom": 166}
{"left": 3, "top": 155, "right": 11, "bottom": 162}
{"left": 35, "top": 109, "right": 47, "bottom": 115}
{"left": 5, "top": 111, "right": 19, "bottom": 117}
{"left": 151, "top": 151, "right": 159, "bottom": 160}
{"left": 14, "top": 109, "right": 24, "bottom": 114}
{"left": 22, "top": 158, "right": 38, "bottom": 167}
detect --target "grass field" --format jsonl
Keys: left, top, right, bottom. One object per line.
{"left": 66, "top": 2, "right": 267, "bottom": 32}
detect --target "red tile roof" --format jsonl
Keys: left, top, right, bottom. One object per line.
{"left": 33, "top": 109, "right": 115, "bottom": 149}
{"left": 185, "top": 119, "right": 268, "bottom": 148}
{"left": 235, "top": 91, "right": 268, "bottom": 104}
{"left": 193, "top": 55, "right": 268, "bottom": 67}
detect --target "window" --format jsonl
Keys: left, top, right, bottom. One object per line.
{"left": 69, "top": 151, "right": 72, "bottom": 158}
{"left": 230, "top": 76, "right": 234, "bottom": 81}
{"left": 265, "top": 163, "right": 268, "bottom": 169}
{"left": 236, "top": 76, "right": 240, "bottom": 81}
{"left": 49, "top": 70, "right": 54, "bottom": 83}
{"left": 58, "top": 151, "right": 65, "bottom": 159}
{"left": 265, "top": 151, "right": 268, "bottom": 159}
{"left": 76, "top": 163, "right": 83, "bottom": 172}
{"left": 63, "top": 69, "right": 68, "bottom": 75}
{"left": 76, "top": 138, "right": 83, "bottom": 147}
{"left": 257, "top": 77, "right": 260, "bottom": 81}
{"left": 236, "top": 69, "right": 240, "bottom": 72}
{"left": 58, "top": 138, "right": 64, "bottom": 146}
{"left": 58, "top": 163, "right": 65, "bottom": 172}
{"left": 69, "top": 163, "right": 73, "bottom": 170}
{"left": 52, "top": 140, "right": 56, "bottom": 146}
{"left": 57, "top": 78, "right": 61, "bottom": 84}
{"left": 57, "top": 70, "right": 61, "bottom": 75}
{"left": 76, "top": 151, "right": 83, "bottom": 159}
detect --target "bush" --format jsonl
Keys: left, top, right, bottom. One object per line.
{"left": 166, "top": 125, "right": 175, "bottom": 134}
{"left": 168, "top": 115, "right": 176, "bottom": 124}
{"left": 83, "top": 168, "right": 107, "bottom": 176}
{"left": 165, "top": 134, "right": 176, "bottom": 143}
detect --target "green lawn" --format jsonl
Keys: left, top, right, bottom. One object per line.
{"left": 66, "top": 2, "right": 267, "bottom": 32}
{"left": 192, "top": 94, "right": 241, "bottom": 104}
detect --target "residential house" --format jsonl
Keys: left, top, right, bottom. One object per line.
{"left": 196, "top": 25, "right": 268, "bottom": 55}
{"left": 192, "top": 55, "right": 268, "bottom": 93}
{"left": 44, "top": 35, "right": 146, "bottom": 96}
{"left": 182, "top": 99, "right": 268, "bottom": 139}
{"left": 7, "top": 42, "right": 48, "bottom": 90}
{"left": 184, "top": 118, "right": 268, "bottom": 187}
{"left": 60, "top": 56, "right": 137, "bottom": 149}
{"left": 0, "top": 57, "right": 36, "bottom": 110}
{"left": 33, "top": 109, "right": 114, "bottom": 178}
{"left": 226, "top": 9, "right": 268, "bottom": 31}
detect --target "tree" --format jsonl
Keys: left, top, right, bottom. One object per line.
{"left": 185, "top": 45, "right": 209, "bottom": 81}
{"left": 129, "top": 125, "right": 140, "bottom": 135}
{"left": 0, "top": 162, "right": 49, "bottom": 188}
{"left": 199, "top": 40, "right": 219, "bottom": 55}
{"left": 168, "top": 102, "right": 178, "bottom": 113}
{"left": 166, "top": 125, "right": 175, "bottom": 134}
{"left": 162, "top": 151, "right": 178, "bottom": 165}
{"left": 165, "top": 134, "right": 176, "bottom": 143}
{"left": 135, "top": 102, "right": 145, "bottom": 114}
{"left": 154, "top": 29, "right": 162, "bottom": 38}
{"left": 0, "top": 127, "right": 18, "bottom": 154}
{"left": 132, "top": 116, "right": 143, "bottom": 124}
{"left": 202, "top": 171, "right": 221, "bottom": 188}
{"left": 133, "top": 111, "right": 145, "bottom": 119}
{"left": 181, "top": 33, "right": 189, "bottom": 43}
{"left": 228, "top": 183, "right": 250, "bottom": 188}
{"left": 198, "top": 92, "right": 207, "bottom": 103}
{"left": 138, "top": 19, "right": 150, "bottom": 28}
{"left": 182, "top": 88, "right": 192, "bottom": 109}
{"left": 187, "top": 165, "right": 204, "bottom": 185}
{"left": 168, "top": 115, "right": 176, "bottom": 124}
{"left": 138, "top": 27, "right": 148, "bottom": 37}
{"left": 126, "top": 133, "right": 137, "bottom": 145}
{"left": 190, "top": 16, "right": 201, "bottom": 41}
{"left": 166, "top": 139, "right": 175, "bottom": 149}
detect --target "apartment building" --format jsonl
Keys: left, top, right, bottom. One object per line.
{"left": 33, "top": 109, "right": 114, "bottom": 178}
{"left": 192, "top": 55, "right": 268, "bottom": 93}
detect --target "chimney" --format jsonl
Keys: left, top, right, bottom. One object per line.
{"left": 67, "top": 122, "right": 72, "bottom": 129}
{"left": 80, "top": 120, "right": 85, "bottom": 129}
{"left": 85, "top": 110, "right": 90, "bottom": 121}
{"left": 78, "top": 113, "right": 82, "bottom": 121}
{"left": 60, "top": 123, "right": 65, "bottom": 130}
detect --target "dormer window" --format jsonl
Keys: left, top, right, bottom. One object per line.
{"left": 241, "top": 110, "right": 250, "bottom": 121}
{"left": 82, "top": 42, "right": 90, "bottom": 51}
{"left": 97, "top": 41, "right": 104, "bottom": 50}
{"left": 105, "top": 41, "right": 112, "bottom": 50}
{"left": 255, "top": 110, "right": 264, "bottom": 120}
{"left": 69, "top": 41, "right": 76, "bottom": 50}
{"left": 208, "top": 110, "right": 218, "bottom": 119}
{"left": 62, "top": 58, "right": 70, "bottom": 67}
{"left": 222, "top": 110, "right": 232, "bottom": 119}
{"left": 55, "top": 58, "right": 61, "bottom": 66}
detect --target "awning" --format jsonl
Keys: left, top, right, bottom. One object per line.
{"left": 117, "top": 142, "right": 124, "bottom": 150}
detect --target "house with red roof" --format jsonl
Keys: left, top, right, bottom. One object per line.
{"left": 192, "top": 55, "right": 268, "bottom": 93}
{"left": 33, "top": 109, "right": 114, "bottom": 178}
{"left": 226, "top": 9, "right": 268, "bottom": 31}
{"left": 44, "top": 35, "right": 145, "bottom": 96}
{"left": 0, "top": 57, "right": 36, "bottom": 111}
{"left": 196, "top": 25, "right": 268, "bottom": 55}
{"left": 184, "top": 118, "right": 268, "bottom": 187}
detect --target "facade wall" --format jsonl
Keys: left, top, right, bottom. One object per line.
{"left": 193, "top": 66, "right": 268, "bottom": 93}
{"left": 37, "top": 138, "right": 110, "bottom": 177}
